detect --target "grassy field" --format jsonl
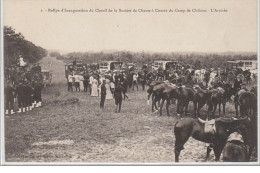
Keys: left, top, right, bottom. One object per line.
{"left": 4, "top": 57, "right": 257, "bottom": 163}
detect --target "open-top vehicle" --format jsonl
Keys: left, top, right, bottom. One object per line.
{"left": 99, "top": 61, "right": 123, "bottom": 73}
{"left": 226, "top": 60, "right": 257, "bottom": 82}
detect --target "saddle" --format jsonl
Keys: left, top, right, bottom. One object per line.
{"left": 226, "top": 132, "right": 244, "bottom": 143}
{"left": 198, "top": 118, "right": 216, "bottom": 135}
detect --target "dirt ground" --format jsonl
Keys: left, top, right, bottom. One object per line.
{"left": 4, "top": 57, "right": 257, "bottom": 163}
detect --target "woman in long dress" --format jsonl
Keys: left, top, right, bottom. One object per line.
{"left": 105, "top": 79, "right": 113, "bottom": 100}
{"left": 91, "top": 77, "right": 98, "bottom": 97}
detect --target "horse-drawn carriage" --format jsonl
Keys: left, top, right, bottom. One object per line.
{"left": 226, "top": 60, "right": 257, "bottom": 83}
{"left": 65, "top": 62, "right": 88, "bottom": 78}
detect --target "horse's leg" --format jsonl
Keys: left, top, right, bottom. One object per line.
{"left": 166, "top": 98, "right": 171, "bottom": 116}
{"left": 248, "top": 146, "right": 254, "bottom": 161}
{"left": 213, "top": 143, "right": 225, "bottom": 161}
{"left": 193, "top": 101, "right": 197, "bottom": 118}
{"left": 218, "top": 101, "right": 221, "bottom": 117}
{"left": 235, "top": 102, "right": 239, "bottom": 118}
{"left": 206, "top": 144, "right": 214, "bottom": 161}
{"left": 159, "top": 98, "right": 165, "bottom": 116}
{"left": 240, "top": 105, "right": 244, "bottom": 117}
{"left": 152, "top": 95, "right": 156, "bottom": 112}
{"left": 212, "top": 103, "right": 217, "bottom": 119}
{"left": 184, "top": 101, "right": 189, "bottom": 116}
{"left": 197, "top": 102, "right": 205, "bottom": 118}
{"left": 155, "top": 98, "right": 160, "bottom": 112}
{"left": 174, "top": 127, "right": 191, "bottom": 162}
{"left": 222, "top": 102, "right": 226, "bottom": 117}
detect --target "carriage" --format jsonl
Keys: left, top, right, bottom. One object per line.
{"left": 226, "top": 60, "right": 257, "bottom": 83}
{"left": 152, "top": 61, "right": 178, "bottom": 71}
{"left": 98, "top": 61, "right": 123, "bottom": 73}
{"left": 65, "top": 62, "right": 88, "bottom": 78}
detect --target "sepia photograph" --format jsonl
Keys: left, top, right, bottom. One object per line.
{"left": 0, "top": 0, "right": 259, "bottom": 165}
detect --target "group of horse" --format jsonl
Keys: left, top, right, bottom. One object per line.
{"left": 146, "top": 79, "right": 257, "bottom": 162}
{"left": 147, "top": 79, "right": 257, "bottom": 119}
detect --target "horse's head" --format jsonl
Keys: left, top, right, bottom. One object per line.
{"left": 215, "top": 117, "right": 250, "bottom": 140}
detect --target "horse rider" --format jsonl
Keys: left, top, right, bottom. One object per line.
{"left": 233, "top": 76, "right": 243, "bottom": 93}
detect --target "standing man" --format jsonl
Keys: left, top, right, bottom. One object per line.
{"left": 5, "top": 81, "right": 16, "bottom": 114}
{"left": 83, "top": 74, "right": 89, "bottom": 92}
{"left": 114, "top": 81, "right": 124, "bottom": 113}
{"left": 233, "top": 76, "right": 243, "bottom": 92}
{"left": 132, "top": 73, "right": 138, "bottom": 90}
{"left": 16, "top": 80, "right": 26, "bottom": 113}
{"left": 100, "top": 80, "right": 106, "bottom": 109}
{"left": 74, "top": 73, "right": 81, "bottom": 92}
{"left": 24, "top": 80, "right": 34, "bottom": 111}
{"left": 67, "top": 73, "right": 74, "bottom": 92}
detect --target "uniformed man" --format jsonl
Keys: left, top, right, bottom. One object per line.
{"left": 33, "top": 81, "right": 43, "bottom": 108}
{"left": 5, "top": 81, "right": 16, "bottom": 114}
{"left": 24, "top": 80, "right": 34, "bottom": 111}
{"left": 16, "top": 80, "right": 26, "bottom": 113}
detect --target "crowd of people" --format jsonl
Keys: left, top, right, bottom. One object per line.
{"left": 5, "top": 64, "right": 44, "bottom": 115}
{"left": 66, "top": 69, "right": 147, "bottom": 113}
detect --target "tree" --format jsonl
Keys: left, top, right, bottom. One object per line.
{"left": 4, "top": 26, "right": 47, "bottom": 67}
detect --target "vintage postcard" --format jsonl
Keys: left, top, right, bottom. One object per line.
{"left": 0, "top": 0, "right": 259, "bottom": 165}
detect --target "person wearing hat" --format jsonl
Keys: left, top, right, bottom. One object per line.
{"left": 100, "top": 80, "right": 106, "bottom": 109}
{"left": 114, "top": 81, "right": 124, "bottom": 113}
{"left": 91, "top": 76, "right": 99, "bottom": 97}
{"left": 67, "top": 72, "right": 74, "bottom": 92}
{"left": 74, "top": 73, "right": 81, "bottom": 92}
{"left": 16, "top": 80, "right": 26, "bottom": 113}
{"left": 24, "top": 80, "right": 34, "bottom": 111}
{"left": 233, "top": 76, "right": 242, "bottom": 92}
{"left": 5, "top": 81, "right": 16, "bottom": 115}
{"left": 132, "top": 73, "right": 138, "bottom": 90}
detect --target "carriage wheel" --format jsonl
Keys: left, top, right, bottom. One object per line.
{"left": 227, "top": 71, "right": 236, "bottom": 82}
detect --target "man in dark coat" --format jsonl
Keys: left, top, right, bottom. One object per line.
{"left": 233, "top": 76, "right": 242, "bottom": 92}
{"left": 24, "top": 81, "right": 34, "bottom": 111}
{"left": 16, "top": 80, "right": 26, "bottom": 113}
{"left": 114, "top": 82, "right": 124, "bottom": 113}
{"left": 100, "top": 80, "right": 106, "bottom": 109}
{"left": 5, "top": 81, "right": 16, "bottom": 114}
{"left": 83, "top": 74, "right": 89, "bottom": 92}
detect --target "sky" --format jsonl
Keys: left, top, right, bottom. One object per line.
{"left": 3, "top": 0, "right": 258, "bottom": 53}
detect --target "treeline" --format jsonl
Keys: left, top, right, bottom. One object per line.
{"left": 57, "top": 51, "right": 257, "bottom": 69}
{"left": 4, "top": 26, "right": 47, "bottom": 67}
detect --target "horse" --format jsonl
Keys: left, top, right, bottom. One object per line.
{"left": 207, "top": 87, "right": 226, "bottom": 119}
{"left": 159, "top": 84, "right": 179, "bottom": 116}
{"left": 250, "top": 85, "right": 257, "bottom": 96}
{"left": 222, "top": 132, "right": 247, "bottom": 162}
{"left": 147, "top": 81, "right": 162, "bottom": 105}
{"left": 176, "top": 86, "right": 194, "bottom": 116}
{"left": 151, "top": 83, "right": 168, "bottom": 113}
{"left": 234, "top": 91, "right": 257, "bottom": 118}
{"left": 174, "top": 117, "right": 249, "bottom": 162}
